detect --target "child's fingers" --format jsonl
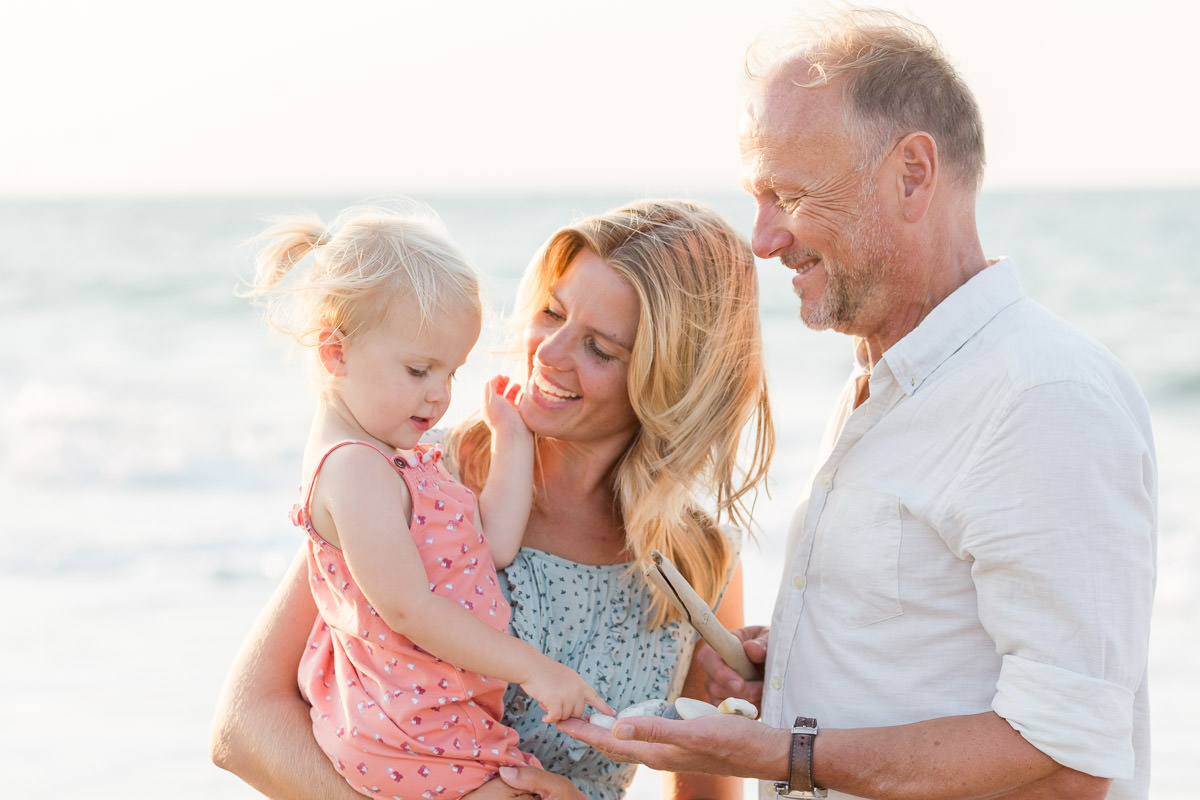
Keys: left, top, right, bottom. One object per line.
{"left": 540, "top": 700, "right": 565, "bottom": 724}
{"left": 589, "top": 690, "right": 615, "bottom": 716}
{"left": 503, "top": 379, "right": 523, "bottom": 405}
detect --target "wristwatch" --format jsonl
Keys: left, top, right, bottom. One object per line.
{"left": 773, "top": 716, "right": 827, "bottom": 798}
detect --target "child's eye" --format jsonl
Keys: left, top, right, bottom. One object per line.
{"left": 407, "top": 366, "right": 429, "bottom": 378}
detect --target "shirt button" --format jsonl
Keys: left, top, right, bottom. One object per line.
{"left": 792, "top": 575, "right": 806, "bottom": 590}
{"left": 771, "top": 676, "right": 783, "bottom": 691}
{"left": 819, "top": 474, "right": 832, "bottom": 491}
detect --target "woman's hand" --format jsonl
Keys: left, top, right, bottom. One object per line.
{"left": 495, "top": 765, "right": 590, "bottom": 800}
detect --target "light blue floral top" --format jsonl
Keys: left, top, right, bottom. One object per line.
{"left": 498, "top": 547, "right": 697, "bottom": 800}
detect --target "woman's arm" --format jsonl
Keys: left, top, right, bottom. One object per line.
{"left": 210, "top": 545, "right": 363, "bottom": 800}
{"left": 661, "top": 561, "right": 745, "bottom": 800}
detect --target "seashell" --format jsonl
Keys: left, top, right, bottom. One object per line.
{"left": 589, "top": 713, "right": 616, "bottom": 730}
{"left": 673, "top": 697, "right": 720, "bottom": 719}
{"left": 617, "top": 699, "right": 672, "bottom": 719}
{"left": 717, "top": 697, "right": 758, "bottom": 718}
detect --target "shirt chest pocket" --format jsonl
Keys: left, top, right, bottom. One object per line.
{"left": 813, "top": 490, "right": 903, "bottom": 629}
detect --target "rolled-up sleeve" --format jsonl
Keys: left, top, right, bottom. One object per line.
{"left": 951, "top": 378, "right": 1156, "bottom": 778}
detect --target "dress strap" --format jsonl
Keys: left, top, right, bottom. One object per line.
{"left": 291, "top": 440, "right": 405, "bottom": 532}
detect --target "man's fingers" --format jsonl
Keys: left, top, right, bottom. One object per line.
{"left": 611, "top": 715, "right": 669, "bottom": 743}
{"left": 555, "top": 719, "right": 637, "bottom": 764}
{"left": 695, "top": 642, "right": 745, "bottom": 695}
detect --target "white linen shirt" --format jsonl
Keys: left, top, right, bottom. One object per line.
{"left": 760, "top": 260, "right": 1156, "bottom": 800}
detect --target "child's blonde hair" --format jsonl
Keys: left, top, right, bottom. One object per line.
{"left": 246, "top": 203, "right": 481, "bottom": 381}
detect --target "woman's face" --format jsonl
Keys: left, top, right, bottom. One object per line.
{"left": 520, "top": 248, "right": 641, "bottom": 450}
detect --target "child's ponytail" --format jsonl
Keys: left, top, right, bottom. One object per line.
{"left": 241, "top": 203, "right": 482, "bottom": 393}
{"left": 250, "top": 215, "right": 329, "bottom": 292}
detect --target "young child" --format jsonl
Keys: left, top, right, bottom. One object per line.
{"left": 247, "top": 205, "right": 612, "bottom": 799}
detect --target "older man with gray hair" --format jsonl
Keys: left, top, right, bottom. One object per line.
{"left": 554, "top": 8, "right": 1155, "bottom": 800}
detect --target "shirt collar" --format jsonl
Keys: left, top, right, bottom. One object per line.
{"left": 880, "top": 258, "right": 1025, "bottom": 396}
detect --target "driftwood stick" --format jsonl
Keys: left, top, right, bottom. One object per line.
{"left": 644, "top": 550, "right": 759, "bottom": 681}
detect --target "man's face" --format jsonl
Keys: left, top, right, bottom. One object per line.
{"left": 739, "top": 70, "right": 899, "bottom": 335}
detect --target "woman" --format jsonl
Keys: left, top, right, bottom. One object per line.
{"left": 211, "top": 199, "right": 774, "bottom": 800}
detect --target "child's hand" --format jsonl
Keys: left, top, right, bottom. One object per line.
{"left": 482, "top": 375, "right": 531, "bottom": 441}
{"left": 520, "top": 658, "right": 615, "bottom": 724}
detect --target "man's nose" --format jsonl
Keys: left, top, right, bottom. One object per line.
{"left": 751, "top": 202, "right": 792, "bottom": 260}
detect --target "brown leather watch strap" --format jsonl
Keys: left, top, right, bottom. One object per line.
{"left": 779, "top": 716, "right": 823, "bottom": 797}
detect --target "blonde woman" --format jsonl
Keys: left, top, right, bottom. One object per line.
{"left": 212, "top": 200, "right": 774, "bottom": 800}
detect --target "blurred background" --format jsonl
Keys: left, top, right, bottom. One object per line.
{"left": 2, "top": 2, "right": 1196, "bottom": 797}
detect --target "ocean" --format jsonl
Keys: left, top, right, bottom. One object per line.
{"left": 1, "top": 190, "right": 1196, "bottom": 798}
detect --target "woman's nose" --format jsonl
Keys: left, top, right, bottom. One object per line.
{"left": 751, "top": 201, "right": 793, "bottom": 260}
{"left": 533, "top": 326, "right": 572, "bottom": 371}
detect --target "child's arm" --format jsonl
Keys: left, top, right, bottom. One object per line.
{"left": 317, "top": 445, "right": 611, "bottom": 722}
{"left": 477, "top": 374, "right": 534, "bottom": 569}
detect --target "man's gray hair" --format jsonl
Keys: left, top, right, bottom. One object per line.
{"left": 747, "top": 8, "right": 986, "bottom": 189}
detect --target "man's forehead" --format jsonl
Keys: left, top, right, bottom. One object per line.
{"left": 744, "top": 71, "right": 844, "bottom": 150}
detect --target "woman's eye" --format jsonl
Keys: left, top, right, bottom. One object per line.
{"left": 540, "top": 306, "right": 565, "bottom": 322}
{"left": 586, "top": 338, "right": 616, "bottom": 362}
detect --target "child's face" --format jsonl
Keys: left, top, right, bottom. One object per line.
{"left": 336, "top": 297, "right": 481, "bottom": 450}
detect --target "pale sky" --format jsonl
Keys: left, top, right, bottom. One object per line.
{"left": 4, "top": 0, "right": 1197, "bottom": 196}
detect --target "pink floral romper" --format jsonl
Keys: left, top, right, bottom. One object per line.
{"left": 293, "top": 441, "right": 540, "bottom": 799}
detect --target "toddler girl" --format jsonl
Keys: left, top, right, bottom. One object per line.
{"left": 247, "top": 204, "right": 612, "bottom": 799}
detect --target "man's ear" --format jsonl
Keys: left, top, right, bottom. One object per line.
{"left": 894, "top": 131, "right": 937, "bottom": 222}
{"left": 318, "top": 328, "right": 347, "bottom": 377}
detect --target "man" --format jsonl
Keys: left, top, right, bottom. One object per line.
{"left": 549, "top": 8, "right": 1156, "bottom": 800}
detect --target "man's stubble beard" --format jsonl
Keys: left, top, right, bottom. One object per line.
{"left": 798, "top": 188, "right": 899, "bottom": 334}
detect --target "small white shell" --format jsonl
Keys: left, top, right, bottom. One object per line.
{"left": 617, "top": 699, "right": 672, "bottom": 719}
{"left": 717, "top": 697, "right": 758, "bottom": 718}
{"left": 673, "top": 697, "right": 720, "bottom": 719}
{"left": 589, "top": 713, "right": 616, "bottom": 730}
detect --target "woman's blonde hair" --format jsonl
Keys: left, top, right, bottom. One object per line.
{"left": 244, "top": 203, "right": 481, "bottom": 384}
{"left": 451, "top": 199, "right": 774, "bottom": 626}
{"left": 747, "top": 7, "right": 985, "bottom": 188}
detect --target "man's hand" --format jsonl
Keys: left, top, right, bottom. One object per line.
{"left": 697, "top": 625, "right": 768, "bottom": 705}
{"left": 558, "top": 713, "right": 789, "bottom": 781}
